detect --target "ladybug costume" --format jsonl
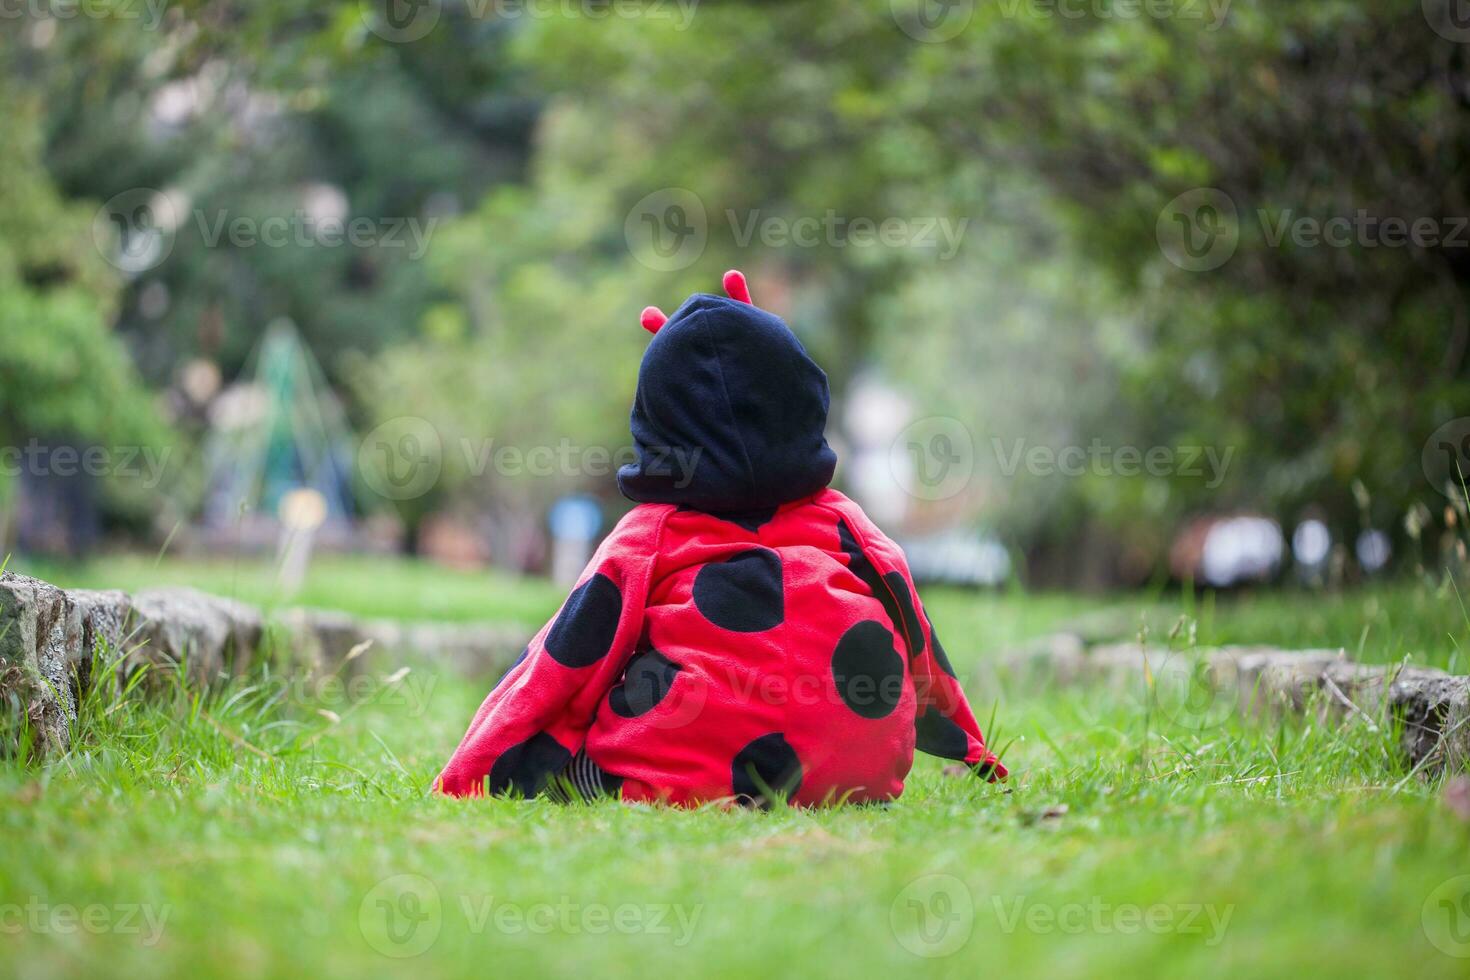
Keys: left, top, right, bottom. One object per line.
{"left": 438, "top": 272, "right": 1006, "bottom": 805}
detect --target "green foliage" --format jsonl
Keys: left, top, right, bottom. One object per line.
{"left": 0, "top": 95, "right": 166, "bottom": 506}
{"left": 7, "top": 2, "right": 1470, "bottom": 573}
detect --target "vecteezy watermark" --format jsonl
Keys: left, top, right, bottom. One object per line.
{"left": 1157, "top": 188, "right": 1240, "bottom": 272}
{"left": 92, "top": 187, "right": 184, "bottom": 276}
{"left": 278, "top": 669, "right": 438, "bottom": 718}
{"left": 92, "top": 188, "right": 438, "bottom": 273}
{"left": 1422, "top": 417, "right": 1470, "bottom": 500}
{"left": 1160, "top": 186, "right": 1470, "bottom": 272}
{"left": 0, "top": 0, "right": 170, "bottom": 30}
{"left": 356, "top": 417, "right": 705, "bottom": 502}
{"left": 360, "top": 875, "right": 442, "bottom": 958}
{"left": 891, "top": 0, "right": 1229, "bottom": 43}
{"left": 624, "top": 189, "right": 970, "bottom": 271}
{"left": 1424, "top": 0, "right": 1470, "bottom": 43}
{"left": 0, "top": 898, "right": 171, "bottom": 946}
{"left": 991, "top": 895, "right": 1234, "bottom": 945}
{"left": 0, "top": 441, "right": 173, "bottom": 489}
{"left": 728, "top": 210, "right": 969, "bottom": 261}
{"left": 890, "top": 417, "right": 976, "bottom": 502}
{"left": 1257, "top": 210, "right": 1470, "bottom": 251}
{"left": 359, "top": 0, "right": 698, "bottom": 44}
{"left": 890, "top": 874, "right": 975, "bottom": 958}
{"left": 993, "top": 0, "right": 1231, "bottom": 29}
{"left": 1423, "top": 875, "right": 1470, "bottom": 958}
{"left": 359, "top": 0, "right": 441, "bottom": 43}
{"left": 991, "top": 437, "right": 1236, "bottom": 489}
{"left": 358, "top": 874, "right": 703, "bottom": 958}
{"left": 625, "top": 188, "right": 709, "bottom": 272}
{"left": 890, "top": 0, "right": 975, "bottom": 43}
{"left": 193, "top": 211, "right": 438, "bottom": 260}
{"left": 1141, "top": 649, "right": 1238, "bottom": 732}
{"left": 465, "top": 0, "right": 698, "bottom": 28}
{"left": 459, "top": 439, "right": 700, "bottom": 486}
{"left": 357, "top": 417, "right": 444, "bottom": 503}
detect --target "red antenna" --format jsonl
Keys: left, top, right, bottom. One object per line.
{"left": 723, "top": 269, "right": 753, "bottom": 305}
{"left": 640, "top": 306, "right": 668, "bottom": 334}
{"left": 639, "top": 270, "right": 755, "bottom": 334}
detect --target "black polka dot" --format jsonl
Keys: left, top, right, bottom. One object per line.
{"left": 915, "top": 707, "right": 970, "bottom": 760}
{"left": 692, "top": 548, "right": 784, "bottom": 633}
{"left": 883, "top": 571, "right": 924, "bottom": 659}
{"left": 680, "top": 505, "right": 778, "bottom": 533}
{"left": 609, "top": 649, "right": 682, "bottom": 718}
{"left": 487, "top": 731, "right": 571, "bottom": 797}
{"left": 926, "top": 613, "right": 958, "bottom": 678}
{"left": 545, "top": 573, "right": 622, "bottom": 668}
{"left": 732, "top": 733, "right": 803, "bottom": 805}
{"left": 837, "top": 519, "right": 921, "bottom": 658}
{"left": 831, "top": 620, "right": 905, "bottom": 719}
{"left": 492, "top": 646, "right": 531, "bottom": 693}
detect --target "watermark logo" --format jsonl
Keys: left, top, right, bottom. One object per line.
{"left": 992, "top": 438, "right": 1235, "bottom": 488}
{"left": 625, "top": 188, "right": 709, "bottom": 271}
{"left": 1422, "top": 417, "right": 1470, "bottom": 500}
{"left": 0, "top": 898, "right": 171, "bottom": 946}
{"left": 0, "top": 0, "right": 170, "bottom": 31}
{"left": 1425, "top": 0, "right": 1470, "bottom": 43}
{"left": 1422, "top": 875, "right": 1470, "bottom": 958}
{"left": 360, "top": 874, "right": 442, "bottom": 958}
{"left": 1157, "top": 188, "right": 1239, "bottom": 272}
{"left": 360, "top": 0, "right": 441, "bottom": 42}
{"left": 890, "top": 416, "right": 975, "bottom": 501}
{"left": 463, "top": 0, "right": 699, "bottom": 28}
{"left": 891, "top": 0, "right": 975, "bottom": 43}
{"left": 992, "top": 896, "right": 1233, "bottom": 944}
{"left": 359, "top": 876, "right": 702, "bottom": 954}
{"left": 890, "top": 874, "right": 974, "bottom": 957}
{"left": 93, "top": 188, "right": 182, "bottom": 274}
{"left": 358, "top": 417, "right": 444, "bottom": 502}
{"left": 0, "top": 441, "right": 173, "bottom": 489}
{"left": 194, "top": 210, "right": 437, "bottom": 259}
{"left": 728, "top": 210, "right": 969, "bottom": 260}
{"left": 1145, "top": 652, "right": 1235, "bottom": 731}
{"left": 993, "top": 0, "right": 1231, "bottom": 29}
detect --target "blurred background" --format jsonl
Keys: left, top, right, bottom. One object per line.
{"left": 3, "top": 0, "right": 1469, "bottom": 596}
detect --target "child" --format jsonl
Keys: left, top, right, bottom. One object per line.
{"left": 437, "top": 271, "right": 1006, "bottom": 806}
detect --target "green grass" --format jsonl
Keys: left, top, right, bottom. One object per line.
{"left": 3, "top": 559, "right": 1470, "bottom": 978}
{"left": 21, "top": 553, "right": 1470, "bottom": 668}
{"left": 14, "top": 554, "right": 561, "bottom": 626}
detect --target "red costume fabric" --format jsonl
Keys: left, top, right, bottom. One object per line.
{"left": 438, "top": 273, "right": 1006, "bottom": 805}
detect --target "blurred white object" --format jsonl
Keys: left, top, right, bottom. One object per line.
{"left": 277, "top": 487, "right": 328, "bottom": 596}
{"left": 549, "top": 496, "right": 603, "bottom": 588}
{"left": 1355, "top": 529, "right": 1391, "bottom": 573}
{"left": 1199, "top": 516, "right": 1283, "bottom": 587}
{"left": 900, "top": 530, "right": 1011, "bottom": 587}
{"left": 1291, "top": 518, "right": 1331, "bottom": 568}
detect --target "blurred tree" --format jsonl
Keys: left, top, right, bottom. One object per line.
{"left": 438, "top": 0, "right": 1470, "bottom": 579}
{"left": 14, "top": 5, "right": 538, "bottom": 389}
{"left": 0, "top": 92, "right": 167, "bottom": 540}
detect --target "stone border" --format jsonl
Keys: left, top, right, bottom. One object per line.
{"left": 7, "top": 566, "right": 1467, "bottom": 775}
{"left": 0, "top": 572, "right": 529, "bottom": 757}
{"left": 990, "top": 632, "right": 1470, "bottom": 774}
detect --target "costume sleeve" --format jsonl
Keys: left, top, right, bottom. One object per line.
{"left": 436, "top": 506, "right": 666, "bottom": 797}
{"left": 835, "top": 509, "right": 1007, "bottom": 780}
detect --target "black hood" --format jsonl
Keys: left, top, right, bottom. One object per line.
{"left": 617, "top": 293, "right": 837, "bottom": 512}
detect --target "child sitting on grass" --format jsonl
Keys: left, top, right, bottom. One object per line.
{"left": 437, "top": 271, "right": 1005, "bottom": 806}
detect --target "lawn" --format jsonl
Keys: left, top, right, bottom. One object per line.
{"left": 2, "top": 558, "right": 1469, "bottom": 978}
